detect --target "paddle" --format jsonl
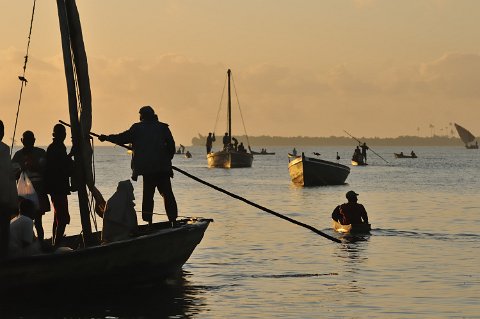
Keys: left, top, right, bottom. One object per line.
{"left": 343, "top": 130, "right": 389, "bottom": 164}
{"left": 59, "top": 121, "right": 341, "bottom": 244}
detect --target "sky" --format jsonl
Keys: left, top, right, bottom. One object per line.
{"left": 1, "top": 0, "right": 480, "bottom": 146}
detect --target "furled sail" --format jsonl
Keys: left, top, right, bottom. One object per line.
{"left": 454, "top": 123, "right": 476, "bottom": 144}
{"left": 56, "top": 0, "right": 105, "bottom": 238}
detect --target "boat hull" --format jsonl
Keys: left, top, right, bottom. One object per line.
{"left": 288, "top": 153, "right": 350, "bottom": 186}
{"left": 394, "top": 153, "right": 417, "bottom": 158}
{"left": 0, "top": 218, "right": 212, "bottom": 293}
{"left": 333, "top": 219, "right": 371, "bottom": 234}
{"left": 207, "top": 150, "right": 253, "bottom": 168}
{"left": 351, "top": 160, "right": 368, "bottom": 166}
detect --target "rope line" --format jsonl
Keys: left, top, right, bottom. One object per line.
{"left": 172, "top": 166, "right": 341, "bottom": 243}
{"left": 231, "top": 73, "right": 251, "bottom": 149}
{"left": 11, "top": 0, "right": 37, "bottom": 156}
{"left": 213, "top": 74, "right": 227, "bottom": 135}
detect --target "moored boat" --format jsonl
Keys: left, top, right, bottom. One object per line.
{"left": 0, "top": 218, "right": 212, "bottom": 294}
{"left": 1, "top": 0, "right": 212, "bottom": 294}
{"left": 288, "top": 152, "right": 350, "bottom": 186}
{"left": 332, "top": 219, "right": 371, "bottom": 234}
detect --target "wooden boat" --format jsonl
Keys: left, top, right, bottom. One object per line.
{"left": 332, "top": 219, "right": 371, "bottom": 234}
{"left": 288, "top": 152, "right": 350, "bottom": 186}
{"left": 394, "top": 152, "right": 417, "bottom": 158}
{"left": 207, "top": 70, "right": 253, "bottom": 168}
{"left": 0, "top": 0, "right": 211, "bottom": 293}
{"left": 0, "top": 218, "right": 211, "bottom": 294}
{"left": 454, "top": 123, "right": 478, "bottom": 149}
{"left": 250, "top": 149, "right": 275, "bottom": 155}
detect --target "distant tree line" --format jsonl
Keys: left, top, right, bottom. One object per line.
{"left": 191, "top": 134, "right": 470, "bottom": 147}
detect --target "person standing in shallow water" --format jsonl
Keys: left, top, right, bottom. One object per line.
{"left": 12, "top": 131, "right": 51, "bottom": 241}
{"left": 331, "top": 190, "right": 369, "bottom": 225}
{"left": 45, "top": 124, "right": 73, "bottom": 246}
{"left": 99, "top": 106, "right": 178, "bottom": 225}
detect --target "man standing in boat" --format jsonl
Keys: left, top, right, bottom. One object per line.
{"left": 331, "top": 190, "right": 369, "bottom": 225}
{"left": 99, "top": 106, "right": 178, "bottom": 225}
{"left": 222, "top": 132, "right": 231, "bottom": 150}
{"left": 360, "top": 142, "right": 369, "bottom": 164}
{"left": 206, "top": 132, "right": 215, "bottom": 154}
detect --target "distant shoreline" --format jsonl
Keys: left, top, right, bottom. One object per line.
{"left": 191, "top": 135, "right": 473, "bottom": 147}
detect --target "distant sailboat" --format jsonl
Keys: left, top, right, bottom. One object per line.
{"left": 207, "top": 69, "right": 253, "bottom": 168}
{"left": 454, "top": 123, "right": 478, "bottom": 149}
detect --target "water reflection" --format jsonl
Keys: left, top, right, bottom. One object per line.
{"left": 0, "top": 271, "right": 207, "bottom": 319}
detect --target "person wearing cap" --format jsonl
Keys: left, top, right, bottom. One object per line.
{"left": 331, "top": 190, "right": 369, "bottom": 225}
{"left": 98, "top": 106, "right": 178, "bottom": 225}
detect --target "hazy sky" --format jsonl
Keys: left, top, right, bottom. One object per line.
{"left": 1, "top": 0, "right": 479, "bottom": 146}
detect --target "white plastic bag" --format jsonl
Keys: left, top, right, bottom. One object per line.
{"left": 17, "top": 172, "right": 39, "bottom": 209}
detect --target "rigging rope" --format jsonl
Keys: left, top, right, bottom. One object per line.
{"left": 231, "top": 74, "right": 251, "bottom": 148}
{"left": 213, "top": 74, "right": 227, "bottom": 135}
{"left": 11, "top": 0, "right": 37, "bottom": 156}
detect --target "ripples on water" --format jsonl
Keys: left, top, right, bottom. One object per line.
{"left": 4, "top": 146, "right": 479, "bottom": 318}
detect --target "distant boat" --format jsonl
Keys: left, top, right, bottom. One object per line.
{"left": 332, "top": 219, "right": 371, "bottom": 234}
{"left": 288, "top": 152, "right": 350, "bottom": 186}
{"left": 207, "top": 70, "right": 253, "bottom": 168}
{"left": 249, "top": 148, "right": 275, "bottom": 155}
{"left": 394, "top": 152, "right": 417, "bottom": 158}
{"left": 454, "top": 123, "right": 478, "bottom": 149}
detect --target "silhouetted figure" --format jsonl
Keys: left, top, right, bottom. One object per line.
{"left": 8, "top": 198, "right": 41, "bottom": 258}
{"left": 238, "top": 142, "right": 246, "bottom": 153}
{"left": 185, "top": 150, "right": 192, "bottom": 158}
{"left": 45, "top": 124, "right": 74, "bottom": 247}
{"left": 0, "top": 120, "right": 18, "bottom": 259}
{"left": 313, "top": 152, "right": 321, "bottom": 156}
{"left": 12, "top": 131, "right": 50, "bottom": 241}
{"left": 292, "top": 148, "right": 297, "bottom": 156}
{"left": 400, "top": 152, "right": 404, "bottom": 156}
{"left": 360, "top": 142, "right": 369, "bottom": 163}
{"left": 336, "top": 152, "right": 340, "bottom": 160}
{"left": 102, "top": 180, "right": 138, "bottom": 243}
{"left": 222, "top": 132, "right": 231, "bottom": 150}
{"left": 232, "top": 137, "right": 238, "bottom": 151}
{"left": 352, "top": 146, "right": 363, "bottom": 164}
{"left": 99, "top": 106, "right": 178, "bottom": 225}
{"left": 410, "top": 150, "right": 416, "bottom": 157}
{"left": 331, "top": 190, "right": 369, "bottom": 225}
{"left": 206, "top": 132, "right": 215, "bottom": 154}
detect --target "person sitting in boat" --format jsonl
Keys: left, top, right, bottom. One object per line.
{"left": 410, "top": 150, "right": 416, "bottom": 157}
{"left": 8, "top": 198, "right": 41, "bottom": 258}
{"left": 185, "top": 150, "right": 192, "bottom": 158}
{"left": 238, "top": 142, "right": 246, "bottom": 153}
{"left": 399, "top": 152, "right": 404, "bottom": 157}
{"left": 98, "top": 106, "right": 178, "bottom": 226}
{"left": 292, "top": 148, "right": 297, "bottom": 156}
{"left": 352, "top": 146, "right": 363, "bottom": 163}
{"left": 102, "top": 180, "right": 138, "bottom": 243}
{"left": 331, "top": 190, "right": 369, "bottom": 225}
{"left": 222, "top": 132, "right": 231, "bottom": 150}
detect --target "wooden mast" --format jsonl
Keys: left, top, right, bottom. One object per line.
{"left": 227, "top": 69, "right": 232, "bottom": 141}
{"left": 56, "top": 0, "right": 92, "bottom": 242}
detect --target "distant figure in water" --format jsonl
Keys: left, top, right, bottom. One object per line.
{"left": 206, "top": 132, "right": 215, "bottom": 154}
{"left": 185, "top": 150, "right": 192, "bottom": 158}
{"left": 292, "top": 148, "right": 297, "bottom": 156}
{"left": 331, "top": 190, "right": 369, "bottom": 225}
{"left": 410, "top": 150, "right": 416, "bottom": 157}
{"left": 336, "top": 152, "right": 340, "bottom": 160}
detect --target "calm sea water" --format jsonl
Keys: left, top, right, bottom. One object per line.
{"left": 6, "top": 145, "right": 480, "bottom": 318}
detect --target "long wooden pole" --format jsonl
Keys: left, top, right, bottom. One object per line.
{"left": 60, "top": 121, "right": 341, "bottom": 244}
